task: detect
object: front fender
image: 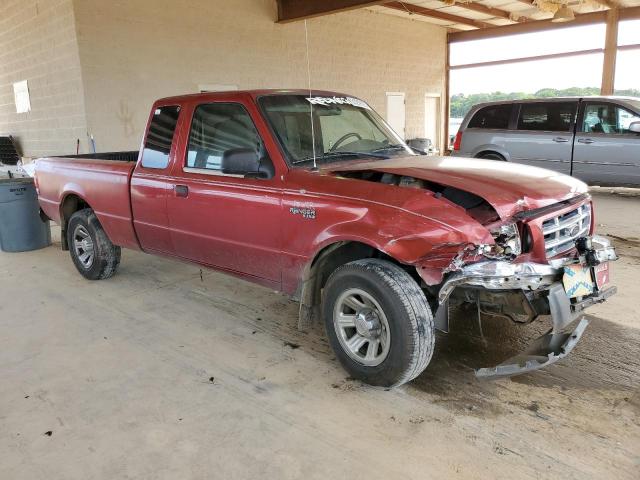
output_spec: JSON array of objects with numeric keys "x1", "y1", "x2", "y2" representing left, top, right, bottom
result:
[{"x1": 282, "y1": 195, "x2": 493, "y2": 295}]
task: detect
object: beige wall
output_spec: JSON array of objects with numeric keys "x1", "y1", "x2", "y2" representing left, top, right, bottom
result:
[
  {"x1": 0, "y1": 0, "x2": 87, "y2": 157},
  {"x1": 0, "y1": 0, "x2": 447, "y2": 156},
  {"x1": 73, "y1": 0, "x2": 447, "y2": 152}
]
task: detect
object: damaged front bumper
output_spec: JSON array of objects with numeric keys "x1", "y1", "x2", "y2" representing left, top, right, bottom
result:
[{"x1": 433, "y1": 236, "x2": 618, "y2": 379}]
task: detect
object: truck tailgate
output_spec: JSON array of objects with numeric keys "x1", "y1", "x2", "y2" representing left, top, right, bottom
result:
[{"x1": 36, "y1": 157, "x2": 140, "y2": 250}]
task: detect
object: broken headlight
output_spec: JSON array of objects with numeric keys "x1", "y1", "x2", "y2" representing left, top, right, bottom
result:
[{"x1": 480, "y1": 223, "x2": 522, "y2": 258}]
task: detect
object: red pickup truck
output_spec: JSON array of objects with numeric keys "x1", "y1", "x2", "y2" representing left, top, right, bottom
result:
[{"x1": 35, "y1": 90, "x2": 618, "y2": 387}]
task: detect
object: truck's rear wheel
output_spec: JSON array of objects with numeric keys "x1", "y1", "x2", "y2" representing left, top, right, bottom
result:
[
  {"x1": 67, "y1": 208, "x2": 121, "y2": 280},
  {"x1": 322, "y1": 259, "x2": 434, "y2": 387}
]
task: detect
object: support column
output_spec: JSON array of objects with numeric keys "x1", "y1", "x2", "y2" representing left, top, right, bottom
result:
[
  {"x1": 444, "y1": 41, "x2": 450, "y2": 152},
  {"x1": 601, "y1": 8, "x2": 619, "y2": 95}
]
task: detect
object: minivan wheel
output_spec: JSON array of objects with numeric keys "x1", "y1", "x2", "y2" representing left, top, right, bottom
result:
[
  {"x1": 477, "y1": 152, "x2": 505, "y2": 161},
  {"x1": 67, "y1": 208, "x2": 121, "y2": 280},
  {"x1": 322, "y1": 259, "x2": 435, "y2": 387}
]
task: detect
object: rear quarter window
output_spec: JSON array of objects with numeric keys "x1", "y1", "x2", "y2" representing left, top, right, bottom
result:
[
  {"x1": 468, "y1": 104, "x2": 512, "y2": 129},
  {"x1": 141, "y1": 105, "x2": 181, "y2": 169},
  {"x1": 517, "y1": 102, "x2": 576, "y2": 132}
]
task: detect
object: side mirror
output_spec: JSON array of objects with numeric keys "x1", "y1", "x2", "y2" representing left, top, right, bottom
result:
[
  {"x1": 221, "y1": 148, "x2": 261, "y2": 176},
  {"x1": 629, "y1": 121, "x2": 640, "y2": 134}
]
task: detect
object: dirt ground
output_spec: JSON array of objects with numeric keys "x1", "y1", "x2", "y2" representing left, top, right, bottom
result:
[{"x1": 1, "y1": 193, "x2": 638, "y2": 480}]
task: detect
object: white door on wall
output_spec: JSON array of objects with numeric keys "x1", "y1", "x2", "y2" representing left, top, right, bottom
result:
[
  {"x1": 386, "y1": 92, "x2": 406, "y2": 139},
  {"x1": 424, "y1": 95, "x2": 441, "y2": 151}
]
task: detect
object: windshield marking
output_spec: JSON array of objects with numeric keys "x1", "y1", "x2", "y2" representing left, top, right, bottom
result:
[{"x1": 306, "y1": 96, "x2": 371, "y2": 110}]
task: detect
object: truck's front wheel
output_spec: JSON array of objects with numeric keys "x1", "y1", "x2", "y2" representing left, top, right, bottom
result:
[
  {"x1": 322, "y1": 259, "x2": 435, "y2": 387},
  {"x1": 67, "y1": 208, "x2": 121, "y2": 280}
]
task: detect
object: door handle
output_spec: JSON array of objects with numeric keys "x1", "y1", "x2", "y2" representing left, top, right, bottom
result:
[
  {"x1": 577, "y1": 138, "x2": 595, "y2": 144},
  {"x1": 552, "y1": 137, "x2": 569, "y2": 143},
  {"x1": 175, "y1": 185, "x2": 189, "y2": 198}
]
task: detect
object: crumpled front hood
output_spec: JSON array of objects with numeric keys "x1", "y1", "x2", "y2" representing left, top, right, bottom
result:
[{"x1": 325, "y1": 156, "x2": 588, "y2": 219}]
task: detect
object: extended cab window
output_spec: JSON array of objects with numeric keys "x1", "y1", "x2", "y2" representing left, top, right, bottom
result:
[
  {"x1": 517, "y1": 102, "x2": 576, "y2": 132},
  {"x1": 468, "y1": 104, "x2": 511, "y2": 129},
  {"x1": 141, "y1": 106, "x2": 181, "y2": 169},
  {"x1": 582, "y1": 103, "x2": 640, "y2": 135},
  {"x1": 186, "y1": 103, "x2": 261, "y2": 171}
]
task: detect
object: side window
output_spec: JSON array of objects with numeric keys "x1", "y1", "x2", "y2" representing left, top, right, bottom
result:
[
  {"x1": 517, "y1": 102, "x2": 576, "y2": 132},
  {"x1": 582, "y1": 103, "x2": 640, "y2": 134},
  {"x1": 141, "y1": 106, "x2": 181, "y2": 169},
  {"x1": 186, "y1": 103, "x2": 260, "y2": 171},
  {"x1": 468, "y1": 104, "x2": 511, "y2": 129}
]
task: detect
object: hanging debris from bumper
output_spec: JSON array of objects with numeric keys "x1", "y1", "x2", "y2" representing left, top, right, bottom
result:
[{"x1": 475, "y1": 317, "x2": 590, "y2": 379}]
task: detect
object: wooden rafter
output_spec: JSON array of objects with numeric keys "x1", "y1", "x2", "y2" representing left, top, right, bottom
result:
[
  {"x1": 454, "y1": 2, "x2": 528, "y2": 22},
  {"x1": 384, "y1": 1, "x2": 494, "y2": 29},
  {"x1": 517, "y1": 0, "x2": 618, "y2": 11},
  {"x1": 450, "y1": 47, "x2": 604, "y2": 69},
  {"x1": 594, "y1": 0, "x2": 620, "y2": 8},
  {"x1": 276, "y1": 0, "x2": 389, "y2": 23},
  {"x1": 449, "y1": 6, "x2": 640, "y2": 42}
]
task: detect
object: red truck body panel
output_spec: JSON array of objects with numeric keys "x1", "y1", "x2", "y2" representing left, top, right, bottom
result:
[
  {"x1": 36, "y1": 158, "x2": 140, "y2": 250},
  {"x1": 35, "y1": 89, "x2": 590, "y2": 296},
  {"x1": 327, "y1": 156, "x2": 587, "y2": 219}
]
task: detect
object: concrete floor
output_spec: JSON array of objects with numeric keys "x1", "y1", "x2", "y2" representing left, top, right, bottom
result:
[{"x1": 1, "y1": 193, "x2": 638, "y2": 480}]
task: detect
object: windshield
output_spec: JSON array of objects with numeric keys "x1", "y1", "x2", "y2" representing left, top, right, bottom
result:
[
  {"x1": 627, "y1": 99, "x2": 640, "y2": 113},
  {"x1": 259, "y1": 94, "x2": 415, "y2": 167}
]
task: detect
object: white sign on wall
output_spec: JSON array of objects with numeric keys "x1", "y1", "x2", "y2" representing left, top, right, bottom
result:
[{"x1": 13, "y1": 80, "x2": 31, "y2": 113}]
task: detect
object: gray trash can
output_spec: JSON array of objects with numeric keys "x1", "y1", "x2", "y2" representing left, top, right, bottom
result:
[{"x1": 0, "y1": 177, "x2": 51, "y2": 252}]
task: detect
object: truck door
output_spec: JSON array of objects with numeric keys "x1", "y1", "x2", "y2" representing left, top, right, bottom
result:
[
  {"x1": 130, "y1": 104, "x2": 182, "y2": 254},
  {"x1": 166, "y1": 100, "x2": 282, "y2": 286},
  {"x1": 505, "y1": 101, "x2": 577, "y2": 175},
  {"x1": 572, "y1": 101, "x2": 640, "y2": 186}
]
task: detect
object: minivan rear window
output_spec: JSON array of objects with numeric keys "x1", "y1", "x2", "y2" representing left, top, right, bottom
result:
[
  {"x1": 517, "y1": 102, "x2": 576, "y2": 132},
  {"x1": 468, "y1": 105, "x2": 511, "y2": 129}
]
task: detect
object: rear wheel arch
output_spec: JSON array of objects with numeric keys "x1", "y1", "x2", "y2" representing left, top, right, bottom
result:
[
  {"x1": 475, "y1": 151, "x2": 506, "y2": 161},
  {"x1": 67, "y1": 208, "x2": 121, "y2": 280},
  {"x1": 60, "y1": 194, "x2": 92, "y2": 250}
]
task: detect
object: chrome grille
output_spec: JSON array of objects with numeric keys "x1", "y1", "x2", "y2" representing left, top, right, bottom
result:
[{"x1": 542, "y1": 203, "x2": 591, "y2": 257}]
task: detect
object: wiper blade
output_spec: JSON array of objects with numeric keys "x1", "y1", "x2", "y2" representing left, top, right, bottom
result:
[
  {"x1": 370, "y1": 144, "x2": 408, "y2": 153},
  {"x1": 292, "y1": 150, "x2": 389, "y2": 165}
]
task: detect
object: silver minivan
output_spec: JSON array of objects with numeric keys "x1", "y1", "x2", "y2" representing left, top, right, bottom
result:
[{"x1": 452, "y1": 97, "x2": 640, "y2": 186}]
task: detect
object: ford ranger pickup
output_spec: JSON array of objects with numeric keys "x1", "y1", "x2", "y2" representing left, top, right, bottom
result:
[{"x1": 35, "y1": 90, "x2": 618, "y2": 387}]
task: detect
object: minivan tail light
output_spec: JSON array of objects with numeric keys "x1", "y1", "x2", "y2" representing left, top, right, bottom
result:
[{"x1": 453, "y1": 131, "x2": 463, "y2": 151}]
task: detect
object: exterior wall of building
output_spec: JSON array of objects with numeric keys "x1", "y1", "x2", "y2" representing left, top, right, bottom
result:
[
  {"x1": 73, "y1": 0, "x2": 447, "y2": 152},
  {"x1": 0, "y1": 0, "x2": 446, "y2": 157},
  {"x1": 0, "y1": 0, "x2": 87, "y2": 157}
]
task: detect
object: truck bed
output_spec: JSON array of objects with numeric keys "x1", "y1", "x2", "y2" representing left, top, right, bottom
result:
[
  {"x1": 56, "y1": 151, "x2": 139, "y2": 162},
  {"x1": 36, "y1": 155, "x2": 140, "y2": 250}
]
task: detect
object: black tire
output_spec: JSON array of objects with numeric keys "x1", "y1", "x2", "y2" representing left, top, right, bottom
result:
[
  {"x1": 477, "y1": 152, "x2": 505, "y2": 161},
  {"x1": 67, "y1": 208, "x2": 121, "y2": 280},
  {"x1": 322, "y1": 259, "x2": 435, "y2": 387}
]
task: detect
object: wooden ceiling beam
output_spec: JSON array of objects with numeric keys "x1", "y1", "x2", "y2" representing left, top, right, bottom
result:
[
  {"x1": 594, "y1": 0, "x2": 620, "y2": 8},
  {"x1": 384, "y1": 1, "x2": 494, "y2": 29},
  {"x1": 449, "y1": 6, "x2": 640, "y2": 42},
  {"x1": 454, "y1": 2, "x2": 528, "y2": 22},
  {"x1": 276, "y1": 0, "x2": 389, "y2": 23}
]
